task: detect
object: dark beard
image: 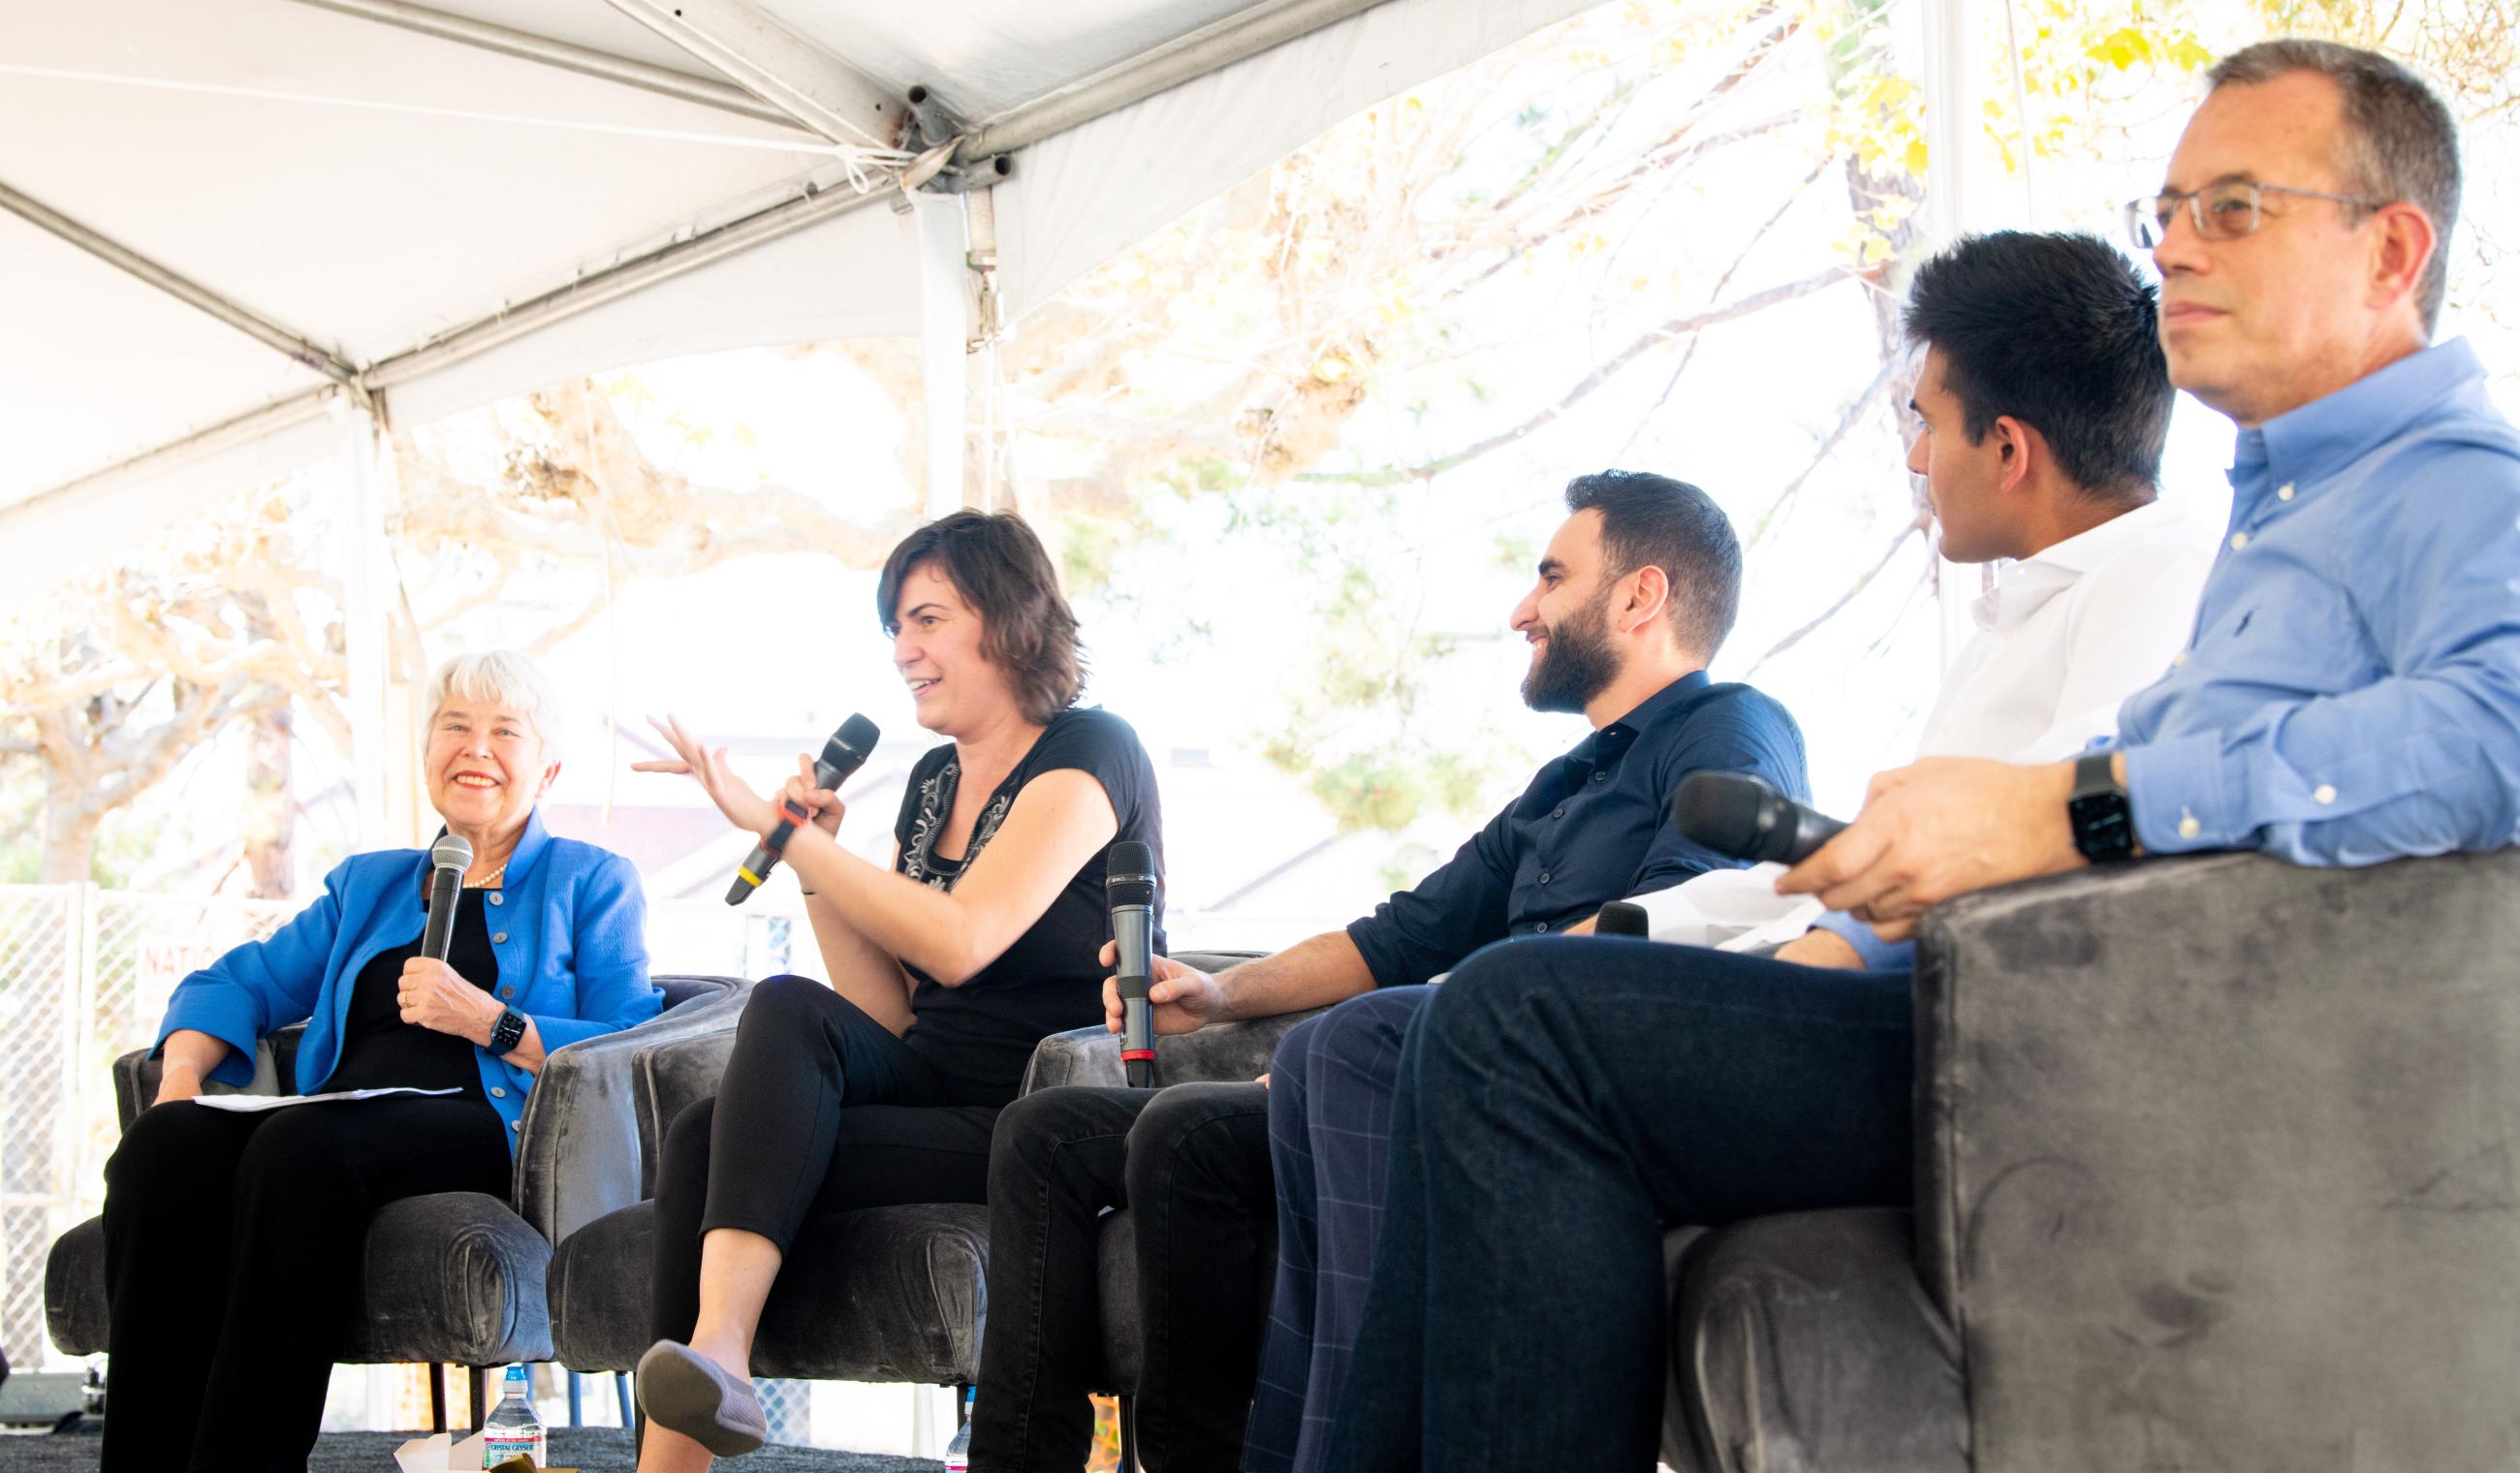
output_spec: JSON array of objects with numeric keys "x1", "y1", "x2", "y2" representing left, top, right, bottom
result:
[{"x1": 1520, "y1": 591, "x2": 1620, "y2": 713}]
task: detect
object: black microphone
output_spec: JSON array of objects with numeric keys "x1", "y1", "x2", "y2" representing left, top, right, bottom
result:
[
  {"x1": 1595, "y1": 899, "x2": 1650, "y2": 937},
  {"x1": 728, "y1": 714, "x2": 882, "y2": 906},
  {"x1": 1106, "y1": 840, "x2": 1158, "y2": 1089},
  {"x1": 1672, "y1": 772, "x2": 1848, "y2": 865},
  {"x1": 421, "y1": 832, "x2": 472, "y2": 961}
]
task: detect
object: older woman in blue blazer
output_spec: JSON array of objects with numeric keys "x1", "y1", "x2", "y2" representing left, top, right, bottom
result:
[{"x1": 98, "y1": 649, "x2": 660, "y2": 1473}]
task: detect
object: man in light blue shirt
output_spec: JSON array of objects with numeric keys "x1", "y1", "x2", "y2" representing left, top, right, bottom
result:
[{"x1": 1320, "y1": 39, "x2": 2520, "y2": 1473}]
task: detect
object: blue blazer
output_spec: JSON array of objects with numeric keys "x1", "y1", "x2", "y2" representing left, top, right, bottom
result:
[{"x1": 154, "y1": 809, "x2": 659, "y2": 1153}]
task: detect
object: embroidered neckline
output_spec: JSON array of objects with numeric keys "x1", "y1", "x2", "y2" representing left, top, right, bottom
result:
[{"x1": 901, "y1": 755, "x2": 1015, "y2": 890}]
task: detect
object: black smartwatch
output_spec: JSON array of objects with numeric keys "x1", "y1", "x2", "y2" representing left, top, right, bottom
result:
[
  {"x1": 2067, "y1": 750, "x2": 2138, "y2": 863},
  {"x1": 486, "y1": 1007, "x2": 529, "y2": 1057}
]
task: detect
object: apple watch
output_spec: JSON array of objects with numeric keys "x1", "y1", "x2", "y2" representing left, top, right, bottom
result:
[
  {"x1": 487, "y1": 1007, "x2": 529, "y2": 1056},
  {"x1": 2067, "y1": 750, "x2": 2138, "y2": 863}
]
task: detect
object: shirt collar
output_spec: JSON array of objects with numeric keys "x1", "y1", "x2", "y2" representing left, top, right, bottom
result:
[
  {"x1": 1575, "y1": 669, "x2": 1712, "y2": 764},
  {"x1": 1971, "y1": 499, "x2": 2185, "y2": 633},
  {"x1": 422, "y1": 807, "x2": 551, "y2": 888},
  {"x1": 2241, "y1": 338, "x2": 2486, "y2": 498}
]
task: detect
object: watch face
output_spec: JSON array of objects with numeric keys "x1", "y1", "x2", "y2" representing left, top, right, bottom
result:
[{"x1": 2070, "y1": 791, "x2": 2136, "y2": 862}]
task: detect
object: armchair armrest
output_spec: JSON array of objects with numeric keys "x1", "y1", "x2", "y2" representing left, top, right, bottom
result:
[
  {"x1": 1911, "y1": 847, "x2": 2520, "y2": 1470},
  {"x1": 113, "y1": 1033, "x2": 288, "y2": 1130},
  {"x1": 1017, "y1": 951, "x2": 1315, "y2": 1093},
  {"x1": 514, "y1": 976, "x2": 751, "y2": 1243}
]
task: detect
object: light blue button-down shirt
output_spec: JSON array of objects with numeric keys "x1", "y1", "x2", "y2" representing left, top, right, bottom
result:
[{"x1": 2118, "y1": 338, "x2": 2520, "y2": 862}]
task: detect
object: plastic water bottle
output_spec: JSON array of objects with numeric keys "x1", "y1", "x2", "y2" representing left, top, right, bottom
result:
[
  {"x1": 942, "y1": 1387, "x2": 974, "y2": 1472},
  {"x1": 480, "y1": 1364, "x2": 548, "y2": 1468}
]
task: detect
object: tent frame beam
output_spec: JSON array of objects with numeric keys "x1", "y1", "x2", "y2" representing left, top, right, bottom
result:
[
  {"x1": 0, "y1": 177, "x2": 358, "y2": 387},
  {"x1": 964, "y1": 0, "x2": 1392, "y2": 158},
  {"x1": 283, "y1": 0, "x2": 808, "y2": 131},
  {"x1": 599, "y1": 0, "x2": 907, "y2": 148}
]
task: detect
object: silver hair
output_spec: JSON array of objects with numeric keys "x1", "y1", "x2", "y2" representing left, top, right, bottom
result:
[
  {"x1": 422, "y1": 649, "x2": 564, "y2": 761},
  {"x1": 2208, "y1": 39, "x2": 2461, "y2": 331}
]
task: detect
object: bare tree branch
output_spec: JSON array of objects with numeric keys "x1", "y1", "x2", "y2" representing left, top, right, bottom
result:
[
  {"x1": 1746, "y1": 511, "x2": 1929, "y2": 675},
  {"x1": 1745, "y1": 357, "x2": 1902, "y2": 545},
  {"x1": 1299, "y1": 268, "x2": 1850, "y2": 486}
]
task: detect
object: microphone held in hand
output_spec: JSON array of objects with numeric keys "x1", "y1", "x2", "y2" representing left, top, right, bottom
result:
[
  {"x1": 727, "y1": 714, "x2": 882, "y2": 906},
  {"x1": 421, "y1": 833, "x2": 473, "y2": 962},
  {"x1": 1106, "y1": 840, "x2": 1159, "y2": 1089},
  {"x1": 1594, "y1": 900, "x2": 1650, "y2": 937},
  {"x1": 1672, "y1": 772, "x2": 1848, "y2": 865}
]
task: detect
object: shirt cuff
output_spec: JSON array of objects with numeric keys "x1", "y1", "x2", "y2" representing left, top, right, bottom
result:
[
  {"x1": 2123, "y1": 733, "x2": 2241, "y2": 854},
  {"x1": 1811, "y1": 911, "x2": 1915, "y2": 972}
]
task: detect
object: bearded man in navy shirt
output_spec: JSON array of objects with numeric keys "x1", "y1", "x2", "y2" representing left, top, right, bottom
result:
[
  {"x1": 1326, "y1": 40, "x2": 2520, "y2": 1473},
  {"x1": 964, "y1": 470, "x2": 1808, "y2": 1473}
]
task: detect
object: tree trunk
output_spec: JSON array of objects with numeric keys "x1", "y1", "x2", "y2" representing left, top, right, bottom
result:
[
  {"x1": 40, "y1": 787, "x2": 96, "y2": 884},
  {"x1": 244, "y1": 704, "x2": 294, "y2": 897}
]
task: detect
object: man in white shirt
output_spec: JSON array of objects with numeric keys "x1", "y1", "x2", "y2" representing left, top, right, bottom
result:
[
  {"x1": 1904, "y1": 232, "x2": 2215, "y2": 763},
  {"x1": 1767, "y1": 231, "x2": 2214, "y2": 970}
]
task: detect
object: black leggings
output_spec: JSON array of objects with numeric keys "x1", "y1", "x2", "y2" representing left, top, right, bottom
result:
[
  {"x1": 99, "y1": 1093, "x2": 512, "y2": 1473},
  {"x1": 649, "y1": 976, "x2": 1001, "y2": 1344}
]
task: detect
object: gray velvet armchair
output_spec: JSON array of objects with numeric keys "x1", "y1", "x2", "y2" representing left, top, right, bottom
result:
[
  {"x1": 44, "y1": 972, "x2": 749, "y2": 1428},
  {"x1": 545, "y1": 950, "x2": 1278, "y2": 1395},
  {"x1": 1663, "y1": 847, "x2": 2520, "y2": 1472}
]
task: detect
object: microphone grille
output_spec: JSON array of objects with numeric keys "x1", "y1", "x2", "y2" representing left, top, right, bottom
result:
[
  {"x1": 835, "y1": 713, "x2": 881, "y2": 755},
  {"x1": 430, "y1": 832, "x2": 475, "y2": 872},
  {"x1": 1671, "y1": 772, "x2": 1773, "y2": 856},
  {"x1": 1106, "y1": 840, "x2": 1156, "y2": 902}
]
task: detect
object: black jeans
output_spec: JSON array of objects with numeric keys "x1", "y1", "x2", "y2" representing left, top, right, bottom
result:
[
  {"x1": 649, "y1": 976, "x2": 1001, "y2": 1344},
  {"x1": 1323, "y1": 937, "x2": 1916, "y2": 1473},
  {"x1": 970, "y1": 1081, "x2": 1276, "y2": 1473},
  {"x1": 100, "y1": 1093, "x2": 512, "y2": 1473}
]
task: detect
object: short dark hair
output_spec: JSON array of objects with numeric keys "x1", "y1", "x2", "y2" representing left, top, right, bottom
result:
[
  {"x1": 876, "y1": 510, "x2": 1084, "y2": 725},
  {"x1": 2210, "y1": 39, "x2": 2461, "y2": 331},
  {"x1": 1902, "y1": 231, "x2": 2174, "y2": 501},
  {"x1": 1561, "y1": 471, "x2": 1742, "y2": 660}
]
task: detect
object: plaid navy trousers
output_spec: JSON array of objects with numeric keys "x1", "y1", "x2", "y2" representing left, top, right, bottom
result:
[{"x1": 1245, "y1": 985, "x2": 1435, "y2": 1473}]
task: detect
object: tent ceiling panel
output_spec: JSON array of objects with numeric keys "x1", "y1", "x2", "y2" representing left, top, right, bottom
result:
[
  {"x1": 363, "y1": 0, "x2": 764, "y2": 78},
  {"x1": 0, "y1": 209, "x2": 331, "y2": 507},
  {"x1": 0, "y1": 0, "x2": 1622, "y2": 601},
  {"x1": 383, "y1": 193, "x2": 925, "y2": 428},
  {"x1": 997, "y1": 0, "x2": 1601, "y2": 320},
  {"x1": 751, "y1": 0, "x2": 1263, "y2": 126},
  {"x1": 0, "y1": 0, "x2": 828, "y2": 363}
]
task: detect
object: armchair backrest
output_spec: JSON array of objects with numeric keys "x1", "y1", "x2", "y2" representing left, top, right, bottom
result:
[
  {"x1": 519, "y1": 974, "x2": 749, "y2": 1242},
  {"x1": 1913, "y1": 847, "x2": 2520, "y2": 1470}
]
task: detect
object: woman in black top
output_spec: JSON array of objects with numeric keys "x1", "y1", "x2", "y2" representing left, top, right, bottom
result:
[{"x1": 632, "y1": 510, "x2": 1164, "y2": 1467}]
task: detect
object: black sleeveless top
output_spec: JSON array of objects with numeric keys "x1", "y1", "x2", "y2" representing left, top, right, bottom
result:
[{"x1": 893, "y1": 707, "x2": 1165, "y2": 1106}]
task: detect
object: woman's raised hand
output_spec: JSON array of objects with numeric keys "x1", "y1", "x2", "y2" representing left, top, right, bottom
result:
[
  {"x1": 778, "y1": 753, "x2": 846, "y2": 837},
  {"x1": 633, "y1": 714, "x2": 778, "y2": 836}
]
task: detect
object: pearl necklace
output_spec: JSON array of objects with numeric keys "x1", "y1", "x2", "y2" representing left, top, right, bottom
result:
[{"x1": 466, "y1": 862, "x2": 509, "y2": 890}]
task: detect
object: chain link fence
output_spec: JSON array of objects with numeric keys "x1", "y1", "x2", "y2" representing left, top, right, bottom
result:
[{"x1": 0, "y1": 883, "x2": 804, "y2": 1375}]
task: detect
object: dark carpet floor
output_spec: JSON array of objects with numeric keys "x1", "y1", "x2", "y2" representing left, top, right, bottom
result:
[{"x1": 0, "y1": 1425, "x2": 941, "y2": 1471}]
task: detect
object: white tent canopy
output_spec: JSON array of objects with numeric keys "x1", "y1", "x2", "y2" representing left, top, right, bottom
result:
[{"x1": 0, "y1": 0, "x2": 1637, "y2": 594}]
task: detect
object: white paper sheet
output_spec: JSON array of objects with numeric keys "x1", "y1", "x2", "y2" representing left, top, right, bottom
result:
[
  {"x1": 191, "y1": 1086, "x2": 462, "y2": 1113},
  {"x1": 1629, "y1": 864, "x2": 1826, "y2": 953}
]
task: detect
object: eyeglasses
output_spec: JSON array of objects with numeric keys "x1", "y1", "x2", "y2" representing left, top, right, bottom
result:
[{"x1": 2124, "y1": 180, "x2": 2384, "y2": 249}]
